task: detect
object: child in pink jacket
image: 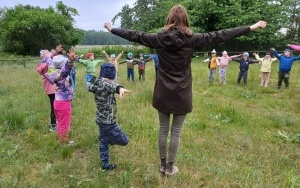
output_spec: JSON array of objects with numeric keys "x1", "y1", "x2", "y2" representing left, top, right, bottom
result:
[
  {"x1": 44, "y1": 49, "x2": 76, "y2": 145},
  {"x1": 36, "y1": 50, "x2": 57, "y2": 131},
  {"x1": 218, "y1": 51, "x2": 241, "y2": 85}
]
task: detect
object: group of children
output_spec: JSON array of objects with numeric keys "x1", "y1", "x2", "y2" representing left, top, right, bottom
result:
[
  {"x1": 36, "y1": 46, "x2": 156, "y2": 170},
  {"x1": 202, "y1": 46, "x2": 300, "y2": 88},
  {"x1": 36, "y1": 43, "x2": 300, "y2": 172}
]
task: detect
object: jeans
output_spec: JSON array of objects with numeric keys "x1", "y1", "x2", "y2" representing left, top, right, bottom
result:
[
  {"x1": 97, "y1": 122, "x2": 129, "y2": 167},
  {"x1": 127, "y1": 69, "x2": 134, "y2": 81}
]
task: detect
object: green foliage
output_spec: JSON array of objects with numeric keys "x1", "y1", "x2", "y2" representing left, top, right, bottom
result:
[
  {"x1": 242, "y1": 89, "x2": 257, "y2": 98},
  {"x1": 114, "y1": 0, "x2": 295, "y2": 51},
  {"x1": 0, "y1": 2, "x2": 83, "y2": 55}
]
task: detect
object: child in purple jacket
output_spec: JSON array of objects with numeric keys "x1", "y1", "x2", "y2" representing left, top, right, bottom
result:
[{"x1": 44, "y1": 49, "x2": 77, "y2": 145}]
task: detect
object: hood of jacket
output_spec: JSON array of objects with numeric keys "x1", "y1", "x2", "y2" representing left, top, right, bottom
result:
[{"x1": 157, "y1": 27, "x2": 191, "y2": 51}]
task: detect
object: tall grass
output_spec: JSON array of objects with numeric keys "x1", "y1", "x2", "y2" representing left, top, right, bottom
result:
[{"x1": 1, "y1": 56, "x2": 300, "y2": 187}]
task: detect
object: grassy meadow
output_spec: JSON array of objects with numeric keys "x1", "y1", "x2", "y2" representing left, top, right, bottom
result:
[{"x1": 1, "y1": 55, "x2": 300, "y2": 188}]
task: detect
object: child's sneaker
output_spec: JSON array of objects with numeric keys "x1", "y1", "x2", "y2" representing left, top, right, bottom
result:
[
  {"x1": 50, "y1": 124, "x2": 57, "y2": 132},
  {"x1": 165, "y1": 166, "x2": 179, "y2": 176},
  {"x1": 101, "y1": 164, "x2": 116, "y2": 171}
]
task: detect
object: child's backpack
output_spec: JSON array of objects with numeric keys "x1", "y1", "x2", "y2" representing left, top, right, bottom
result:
[{"x1": 138, "y1": 61, "x2": 145, "y2": 71}]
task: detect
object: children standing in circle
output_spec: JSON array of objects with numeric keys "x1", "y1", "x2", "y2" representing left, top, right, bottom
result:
[
  {"x1": 253, "y1": 52, "x2": 277, "y2": 87},
  {"x1": 202, "y1": 49, "x2": 219, "y2": 83},
  {"x1": 271, "y1": 48, "x2": 300, "y2": 89},
  {"x1": 119, "y1": 52, "x2": 135, "y2": 81},
  {"x1": 218, "y1": 51, "x2": 241, "y2": 85},
  {"x1": 78, "y1": 52, "x2": 102, "y2": 88},
  {"x1": 102, "y1": 50, "x2": 123, "y2": 83},
  {"x1": 104, "y1": 4, "x2": 266, "y2": 176},
  {"x1": 44, "y1": 49, "x2": 77, "y2": 145},
  {"x1": 232, "y1": 52, "x2": 259, "y2": 85},
  {"x1": 87, "y1": 63, "x2": 131, "y2": 170}
]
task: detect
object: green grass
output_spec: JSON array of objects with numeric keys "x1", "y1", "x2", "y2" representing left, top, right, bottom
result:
[{"x1": 1, "y1": 56, "x2": 300, "y2": 187}]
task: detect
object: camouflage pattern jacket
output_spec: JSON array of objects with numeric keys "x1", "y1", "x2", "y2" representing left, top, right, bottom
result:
[{"x1": 87, "y1": 76, "x2": 122, "y2": 124}]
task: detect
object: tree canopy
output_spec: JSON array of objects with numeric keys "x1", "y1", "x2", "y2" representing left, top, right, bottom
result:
[
  {"x1": 0, "y1": 1, "x2": 83, "y2": 55},
  {"x1": 112, "y1": 0, "x2": 299, "y2": 51}
]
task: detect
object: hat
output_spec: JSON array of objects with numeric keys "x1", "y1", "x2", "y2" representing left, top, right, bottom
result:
[
  {"x1": 53, "y1": 54, "x2": 67, "y2": 69},
  {"x1": 243, "y1": 52, "x2": 249, "y2": 58},
  {"x1": 100, "y1": 63, "x2": 116, "y2": 79},
  {"x1": 40, "y1": 50, "x2": 44, "y2": 57},
  {"x1": 110, "y1": 54, "x2": 116, "y2": 58},
  {"x1": 127, "y1": 52, "x2": 133, "y2": 56},
  {"x1": 211, "y1": 49, "x2": 216, "y2": 54},
  {"x1": 284, "y1": 49, "x2": 290, "y2": 53},
  {"x1": 222, "y1": 51, "x2": 227, "y2": 55},
  {"x1": 86, "y1": 53, "x2": 94, "y2": 59}
]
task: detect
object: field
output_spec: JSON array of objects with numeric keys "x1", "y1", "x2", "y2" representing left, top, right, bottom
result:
[{"x1": 1, "y1": 56, "x2": 300, "y2": 187}]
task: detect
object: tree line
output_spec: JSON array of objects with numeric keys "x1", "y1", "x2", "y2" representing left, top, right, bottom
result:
[
  {"x1": 0, "y1": 0, "x2": 299, "y2": 55},
  {"x1": 80, "y1": 30, "x2": 130, "y2": 45}
]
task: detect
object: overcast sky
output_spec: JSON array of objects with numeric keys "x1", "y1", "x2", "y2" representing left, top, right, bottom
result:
[{"x1": 0, "y1": 0, "x2": 136, "y2": 31}]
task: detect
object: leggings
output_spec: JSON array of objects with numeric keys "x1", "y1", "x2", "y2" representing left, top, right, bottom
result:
[
  {"x1": 54, "y1": 100, "x2": 72, "y2": 144},
  {"x1": 48, "y1": 94, "x2": 56, "y2": 125},
  {"x1": 158, "y1": 111, "x2": 186, "y2": 163}
]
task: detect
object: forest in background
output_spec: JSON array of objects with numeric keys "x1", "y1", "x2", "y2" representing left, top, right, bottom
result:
[{"x1": 0, "y1": 0, "x2": 299, "y2": 55}]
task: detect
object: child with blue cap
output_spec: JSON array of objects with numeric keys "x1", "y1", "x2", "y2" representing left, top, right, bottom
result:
[
  {"x1": 87, "y1": 63, "x2": 131, "y2": 170},
  {"x1": 232, "y1": 52, "x2": 259, "y2": 85}
]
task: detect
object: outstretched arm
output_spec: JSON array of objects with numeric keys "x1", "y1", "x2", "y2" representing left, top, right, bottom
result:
[
  {"x1": 202, "y1": 58, "x2": 210, "y2": 63},
  {"x1": 119, "y1": 60, "x2": 127, "y2": 64},
  {"x1": 102, "y1": 50, "x2": 110, "y2": 61},
  {"x1": 249, "y1": 59, "x2": 260, "y2": 64},
  {"x1": 115, "y1": 51, "x2": 124, "y2": 62},
  {"x1": 287, "y1": 44, "x2": 300, "y2": 52},
  {"x1": 253, "y1": 53, "x2": 263, "y2": 62},
  {"x1": 270, "y1": 48, "x2": 281, "y2": 60},
  {"x1": 117, "y1": 87, "x2": 131, "y2": 99},
  {"x1": 250, "y1": 21, "x2": 267, "y2": 31}
]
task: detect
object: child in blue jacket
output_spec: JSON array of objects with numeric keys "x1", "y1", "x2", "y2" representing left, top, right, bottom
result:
[
  {"x1": 232, "y1": 52, "x2": 259, "y2": 85},
  {"x1": 271, "y1": 48, "x2": 300, "y2": 89}
]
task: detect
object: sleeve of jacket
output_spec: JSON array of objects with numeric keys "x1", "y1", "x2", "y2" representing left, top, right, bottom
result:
[
  {"x1": 231, "y1": 57, "x2": 242, "y2": 63},
  {"x1": 292, "y1": 55, "x2": 300, "y2": 61},
  {"x1": 36, "y1": 63, "x2": 48, "y2": 75},
  {"x1": 254, "y1": 54, "x2": 263, "y2": 62},
  {"x1": 111, "y1": 28, "x2": 157, "y2": 48},
  {"x1": 192, "y1": 26, "x2": 250, "y2": 48},
  {"x1": 87, "y1": 77, "x2": 121, "y2": 94},
  {"x1": 289, "y1": 44, "x2": 300, "y2": 52},
  {"x1": 273, "y1": 50, "x2": 281, "y2": 60},
  {"x1": 249, "y1": 59, "x2": 260, "y2": 64}
]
